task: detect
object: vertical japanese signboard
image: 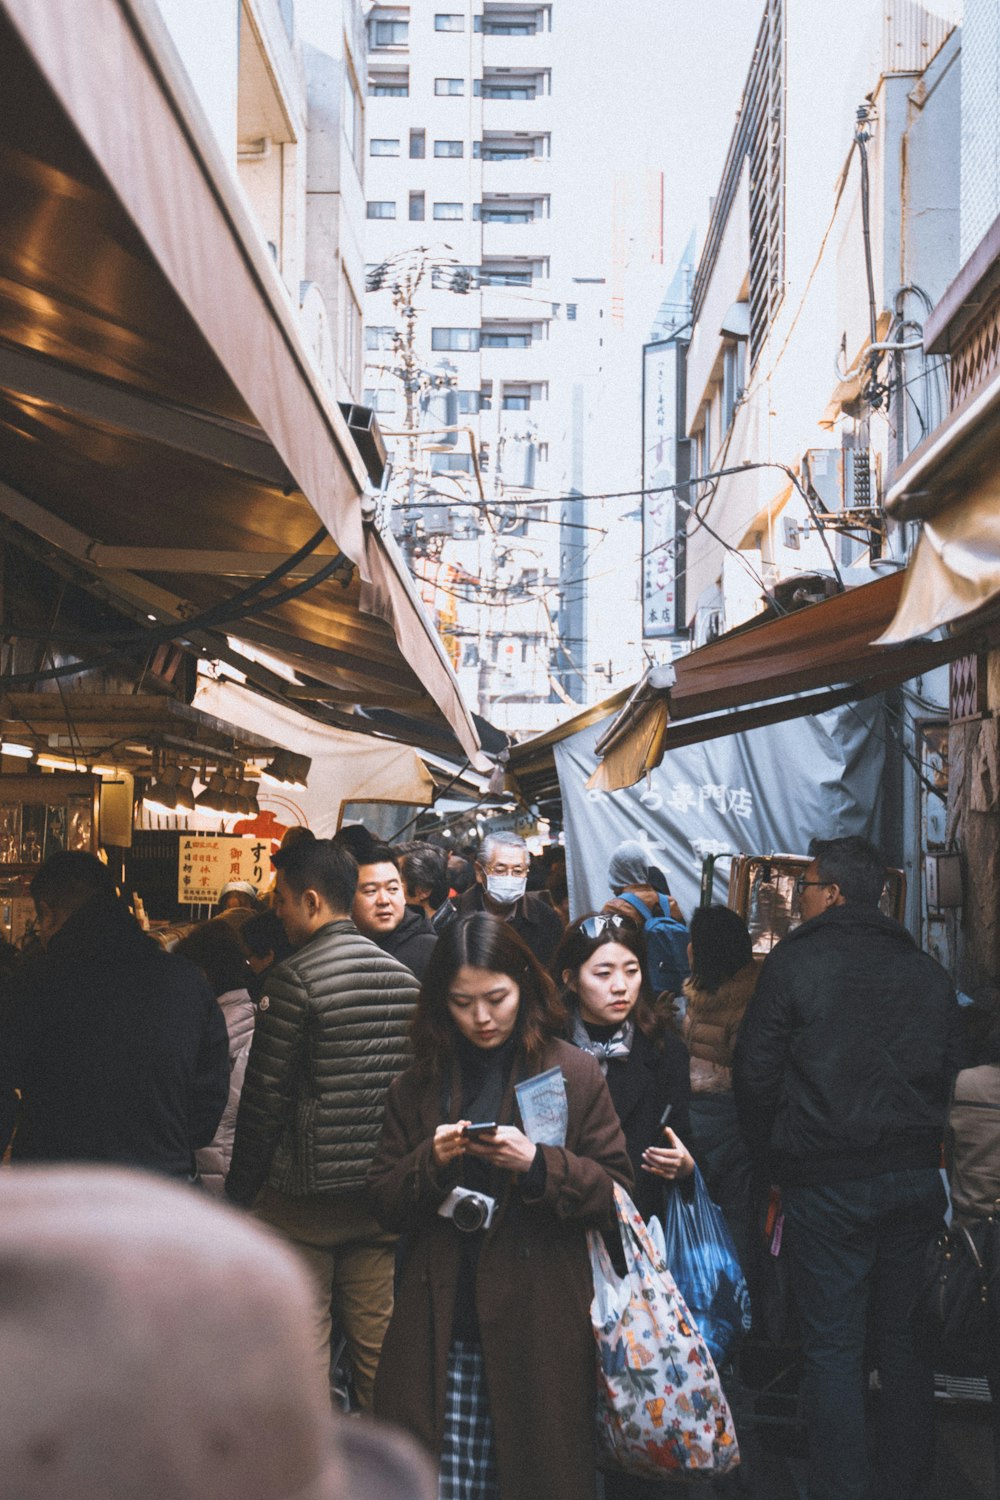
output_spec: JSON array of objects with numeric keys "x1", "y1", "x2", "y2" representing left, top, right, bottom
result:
[
  {"x1": 178, "y1": 835, "x2": 271, "y2": 905},
  {"x1": 642, "y1": 338, "x2": 685, "y2": 637}
]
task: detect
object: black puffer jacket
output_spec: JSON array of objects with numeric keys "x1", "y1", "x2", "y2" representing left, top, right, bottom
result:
[
  {"x1": 376, "y1": 906, "x2": 437, "y2": 981},
  {"x1": 733, "y1": 904, "x2": 964, "y2": 1185},
  {"x1": 226, "y1": 919, "x2": 419, "y2": 1204}
]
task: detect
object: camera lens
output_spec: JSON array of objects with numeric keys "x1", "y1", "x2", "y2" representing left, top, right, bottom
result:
[{"x1": 451, "y1": 1193, "x2": 487, "y2": 1233}]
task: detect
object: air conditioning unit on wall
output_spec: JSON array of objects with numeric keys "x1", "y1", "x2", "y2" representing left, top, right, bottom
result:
[{"x1": 801, "y1": 445, "x2": 878, "y2": 512}]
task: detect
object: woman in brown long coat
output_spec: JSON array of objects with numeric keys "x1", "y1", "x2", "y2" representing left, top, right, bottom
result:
[{"x1": 368, "y1": 912, "x2": 633, "y2": 1500}]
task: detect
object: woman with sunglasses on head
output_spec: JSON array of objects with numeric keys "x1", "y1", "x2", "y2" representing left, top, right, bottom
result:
[
  {"x1": 367, "y1": 911, "x2": 632, "y2": 1500},
  {"x1": 555, "y1": 912, "x2": 695, "y2": 1225},
  {"x1": 556, "y1": 913, "x2": 695, "y2": 1500}
]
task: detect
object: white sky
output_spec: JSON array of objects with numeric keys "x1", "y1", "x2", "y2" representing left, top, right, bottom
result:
[{"x1": 555, "y1": 0, "x2": 766, "y2": 279}]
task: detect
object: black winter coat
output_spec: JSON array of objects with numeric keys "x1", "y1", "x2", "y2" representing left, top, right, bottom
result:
[
  {"x1": 591, "y1": 1025, "x2": 691, "y2": 1221},
  {"x1": 733, "y1": 904, "x2": 965, "y2": 1185},
  {"x1": 0, "y1": 895, "x2": 228, "y2": 1174},
  {"x1": 376, "y1": 906, "x2": 438, "y2": 980}
]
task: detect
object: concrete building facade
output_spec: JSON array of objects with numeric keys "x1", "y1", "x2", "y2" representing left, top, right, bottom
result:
[
  {"x1": 659, "y1": 0, "x2": 963, "y2": 955},
  {"x1": 153, "y1": 0, "x2": 368, "y2": 403}
]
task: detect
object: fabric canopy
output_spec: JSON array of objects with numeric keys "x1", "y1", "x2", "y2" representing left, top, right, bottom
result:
[
  {"x1": 877, "y1": 473, "x2": 1000, "y2": 644},
  {"x1": 879, "y1": 359, "x2": 1000, "y2": 644},
  {"x1": 521, "y1": 574, "x2": 1000, "y2": 796},
  {"x1": 0, "y1": 0, "x2": 483, "y2": 767},
  {"x1": 193, "y1": 679, "x2": 436, "y2": 838}
]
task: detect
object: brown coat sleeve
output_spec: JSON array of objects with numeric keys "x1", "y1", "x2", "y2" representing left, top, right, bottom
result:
[
  {"x1": 367, "y1": 1071, "x2": 458, "y2": 1233},
  {"x1": 527, "y1": 1049, "x2": 634, "y2": 1228}
]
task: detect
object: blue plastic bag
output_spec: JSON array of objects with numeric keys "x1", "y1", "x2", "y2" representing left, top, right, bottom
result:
[{"x1": 657, "y1": 1166, "x2": 752, "y2": 1365}]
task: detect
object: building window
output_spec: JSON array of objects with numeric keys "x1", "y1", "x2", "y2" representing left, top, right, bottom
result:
[
  {"x1": 433, "y1": 202, "x2": 463, "y2": 220},
  {"x1": 692, "y1": 0, "x2": 785, "y2": 367},
  {"x1": 482, "y1": 331, "x2": 530, "y2": 347},
  {"x1": 365, "y1": 326, "x2": 396, "y2": 351},
  {"x1": 432, "y1": 328, "x2": 481, "y2": 352},
  {"x1": 409, "y1": 191, "x2": 425, "y2": 222},
  {"x1": 477, "y1": 18, "x2": 538, "y2": 35},
  {"x1": 372, "y1": 19, "x2": 409, "y2": 46},
  {"x1": 477, "y1": 82, "x2": 536, "y2": 99},
  {"x1": 479, "y1": 207, "x2": 532, "y2": 223},
  {"x1": 369, "y1": 70, "x2": 409, "y2": 96},
  {"x1": 502, "y1": 392, "x2": 530, "y2": 410},
  {"x1": 722, "y1": 339, "x2": 746, "y2": 431},
  {"x1": 363, "y1": 388, "x2": 398, "y2": 414},
  {"x1": 566, "y1": 303, "x2": 577, "y2": 320},
  {"x1": 457, "y1": 390, "x2": 482, "y2": 414},
  {"x1": 409, "y1": 129, "x2": 425, "y2": 159},
  {"x1": 432, "y1": 452, "x2": 474, "y2": 472},
  {"x1": 366, "y1": 200, "x2": 396, "y2": 219},
  {"x1": 370, "y1": 138, "x2": 400, "y2": 156},
  {"x1": 343, "y1": 66, "x2": 364, "y2": 170},
  {"x1": 435, "y1": 13, "x2": 464, "y2": 29},
  {"x1": 434, "y1": 139, "x2": 464, "y2": 158},
  {"x1": 435, "y1": 77, "x2": 465, "y2": 96},
  {"x1": 479, "y1": 144, "x2": 532, "y2": 160}
]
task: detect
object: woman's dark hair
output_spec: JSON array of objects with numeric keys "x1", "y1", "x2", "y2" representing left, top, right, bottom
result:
[
  {"x1": 688, "y1": 905, "x2": 753, "y2": 992},
  {"x1": 176, "y1": 919, "x2": 252, "y2": 998},
  {"x1": 552, "y1": 913, "x2": 662, "y2": 1040},
  {"x1": 241, "y1": 909, "x2": 294, "y2": 966},
  {"x1": 411, "y1": 912, "x2": 566, "y2": 1072}
]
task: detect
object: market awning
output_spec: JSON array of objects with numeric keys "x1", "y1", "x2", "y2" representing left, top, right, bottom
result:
[
  {"x1": 878, "y1": 362, "x2": 1000, "y2": 643},
  {"x1": 0, "y1": 0, "x2": 484, "y2": 767},
  {"x1": 579, "y1": 573, "x2": 1000, "y2": 792}
]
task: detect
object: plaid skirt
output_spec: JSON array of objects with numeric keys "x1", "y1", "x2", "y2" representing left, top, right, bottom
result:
[{"x1": 438, "y1": 1339, "x2": 501, "y2": 1500}]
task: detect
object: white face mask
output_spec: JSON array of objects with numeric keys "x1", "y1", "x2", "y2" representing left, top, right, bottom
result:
[{"x1": 485, "y1": 873, "x2": 527, "y2": 906}]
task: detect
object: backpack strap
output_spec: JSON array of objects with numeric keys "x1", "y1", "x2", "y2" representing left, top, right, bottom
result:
[{"x1": 617, "y1": 891, "x2": 655, "y2": 924}]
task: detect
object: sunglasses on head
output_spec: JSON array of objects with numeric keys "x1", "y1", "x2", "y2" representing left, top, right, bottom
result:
[{"x1": 578, "y1": 913, "x2": 634, "y2": 940}]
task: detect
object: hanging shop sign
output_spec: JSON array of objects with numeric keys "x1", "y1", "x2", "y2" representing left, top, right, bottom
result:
[
  {"x1": 641, "y1": 337, "x2": 688, "y2": 639},
  {"x1": 177, "y1": 835, "x2": 272, "y2": 904}
]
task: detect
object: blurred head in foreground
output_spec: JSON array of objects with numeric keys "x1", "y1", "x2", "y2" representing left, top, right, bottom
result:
[{"x1": 0, "y1": 1167, "x2": 434, "y2": 1500}]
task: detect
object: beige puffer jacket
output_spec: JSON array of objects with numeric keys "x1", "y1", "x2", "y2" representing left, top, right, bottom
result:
[
  {"x1": 946, "y1": 1063, "x2": 1000, "y2": 1223},
  {"x1": 226, "y1": 920, "x2": 419, "y2": 1204},
  {"x1": 196, "y1": 988, "x2": 256, "y2": 1195},
  {"x1": 680, "y1": 963, "x2": 758, "y2": 1094}
]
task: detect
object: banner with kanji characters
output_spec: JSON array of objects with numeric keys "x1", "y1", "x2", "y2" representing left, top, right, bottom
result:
[
  {"x1": 554, "y1": 700, "x2": 888, "y2": 923},
  {"x1": 178, "y1": 835, "x2": 272, "y2": 905}
]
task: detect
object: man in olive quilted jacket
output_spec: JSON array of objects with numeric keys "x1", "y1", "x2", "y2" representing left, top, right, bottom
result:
[{"x1": 226, "y1": 837, "x2": 419, "y2": 1409}]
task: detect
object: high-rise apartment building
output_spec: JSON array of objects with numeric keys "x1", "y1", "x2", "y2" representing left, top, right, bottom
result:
[{"x1": 363, "y1": 2, "x2": 574, "y2": 733}]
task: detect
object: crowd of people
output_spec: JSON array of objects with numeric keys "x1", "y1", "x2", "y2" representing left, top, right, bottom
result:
[{"x1": 0, "y1": 823, "x2": 995, "y2": 1500}]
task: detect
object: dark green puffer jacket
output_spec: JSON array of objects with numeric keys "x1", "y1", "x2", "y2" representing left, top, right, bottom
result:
[{"x1": 226, "y1": 919, "x2": 419, "y2": 1204}]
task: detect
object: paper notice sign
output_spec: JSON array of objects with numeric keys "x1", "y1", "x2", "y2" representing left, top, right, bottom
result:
[{"x1": 515, "y1": 1066, "x2": 568, "y2": 1147}]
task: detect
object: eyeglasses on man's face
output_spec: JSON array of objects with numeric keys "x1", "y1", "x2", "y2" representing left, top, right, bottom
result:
[{"x1": 794, "y1": 874, "x2": 833, "y2": 896}]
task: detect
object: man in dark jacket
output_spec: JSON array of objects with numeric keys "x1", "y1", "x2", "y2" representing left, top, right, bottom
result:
[
  {"x1": 734, "y1": 836, "x2": 964, "y2": 1500},
  {"x1": 352, "y1": 845, "x2": 437, "y2": 980},
  {"x1": 0, "y1": 851, "x2": 228, "y2": 1176},
  {"x1": 456, "y1": 833, "x2": 562, "y2": 968},
  {"x1": 226, "y1": 837, "x2": 419, "y2": 1410}
]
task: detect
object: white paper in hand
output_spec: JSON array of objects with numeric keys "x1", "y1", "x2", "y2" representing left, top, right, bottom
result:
[{"x1": 515, "y1": 1066, "x2": 568, "y2": 1146}]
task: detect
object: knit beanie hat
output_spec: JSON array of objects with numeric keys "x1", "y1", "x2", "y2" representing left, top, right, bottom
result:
[
  {"x1": 607, "y1": 840, "x2": 661, "y2": 893},
  {"x1": 0, "y1": 1167, "x2": 434, "y2": 1500}
]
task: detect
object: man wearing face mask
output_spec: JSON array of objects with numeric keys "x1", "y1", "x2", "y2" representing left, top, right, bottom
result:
[{"x1": 455, "y1": 833, "x2": 562, "y2": 968}]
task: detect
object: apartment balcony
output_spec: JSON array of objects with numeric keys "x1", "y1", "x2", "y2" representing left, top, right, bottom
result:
[
  {"x1": 479, "y1": 339, "x2": 551, "y2": 382},
  {"x1": 481, "y1": 218, "x2": 549, "y2": 259},
  {"x1": 481, "y1": 97, "x2": 551, "y2": 136},
  {"x1": 480, "y1": 283, "x2": 547, "y2": 321},
  {"x1": 480, "y1": 32, "x2": 553, "y2": 69},
  {"x1": 481, "y1": 156, "x2": 552, "y2": 196}
]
